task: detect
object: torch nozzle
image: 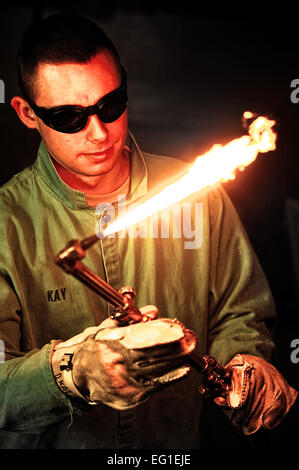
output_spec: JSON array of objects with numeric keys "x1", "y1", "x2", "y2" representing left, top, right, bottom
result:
[{"x1": 80, "y1": 234, "x2": 101, "y2": 250}]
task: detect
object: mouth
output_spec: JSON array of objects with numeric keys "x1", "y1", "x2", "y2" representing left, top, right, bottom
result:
[{"x1": 80, "y1": 146, "x2": 114, "y2": 161}]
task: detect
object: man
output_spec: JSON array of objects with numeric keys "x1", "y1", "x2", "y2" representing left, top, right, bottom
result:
[{"x1": 0, "y1": 13, "x2": 297, "y2": 449}]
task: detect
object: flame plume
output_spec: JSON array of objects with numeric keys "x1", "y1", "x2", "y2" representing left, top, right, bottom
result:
[{"x1": 104, "y1": 114, "x2": 276, "y2": 237}]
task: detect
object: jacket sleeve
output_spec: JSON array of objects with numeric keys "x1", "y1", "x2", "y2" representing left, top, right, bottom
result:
[
  {"x1": 0, "y1": 274, "x2": 87, "y2": 433},
  {"x1": 206, "y1": 185, "x2": 277, "y2": 366}
]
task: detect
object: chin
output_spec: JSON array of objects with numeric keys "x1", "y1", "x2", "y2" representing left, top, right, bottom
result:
[{"x1": 79, "y1": 161, "x2": 116, "y2": 177}]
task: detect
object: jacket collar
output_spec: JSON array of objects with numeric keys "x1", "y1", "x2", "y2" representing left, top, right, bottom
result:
[{"x1": 33, "y1": 130, "x2": 148, "y2": 210}]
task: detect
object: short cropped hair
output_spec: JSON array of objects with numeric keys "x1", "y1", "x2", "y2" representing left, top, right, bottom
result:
[{"x1": 17, "y1": 14, "x2": 122, "y2": 102}]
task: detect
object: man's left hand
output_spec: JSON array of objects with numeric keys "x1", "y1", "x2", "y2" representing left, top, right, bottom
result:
[{"x1": 205, "y1": 354, "x2": 298, "y2": 435}]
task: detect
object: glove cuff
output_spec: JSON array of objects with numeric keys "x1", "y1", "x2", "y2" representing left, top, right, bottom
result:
[
  {"x1": 51, "y1": 340, "x2": 97, "y2": 405},
  {"x1": 225, "y1": 354, "x2": 254, "y2": 408}
]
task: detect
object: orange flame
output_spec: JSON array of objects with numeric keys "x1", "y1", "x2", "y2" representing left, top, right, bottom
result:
[{"x1": 104, "y1": 115, "x2": 276, "y2": 237}]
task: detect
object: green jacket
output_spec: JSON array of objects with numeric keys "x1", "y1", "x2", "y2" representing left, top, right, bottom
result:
[{"x1": 0, "y1": 132, "x2": 276, "y2": 449}]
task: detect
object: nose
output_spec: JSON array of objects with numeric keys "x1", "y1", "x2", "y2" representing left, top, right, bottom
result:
[{"x1": 85, "y1": 114, "x2": 108, "y2": 142}]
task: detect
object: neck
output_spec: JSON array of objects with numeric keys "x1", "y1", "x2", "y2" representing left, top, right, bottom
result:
[{"x1": 51, "y1": 148, "x2": 130, "y2": 195}]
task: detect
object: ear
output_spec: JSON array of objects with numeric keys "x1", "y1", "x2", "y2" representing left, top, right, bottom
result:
[{"x1": 10, "y1": 96, "x2": 39, "y2": 130}]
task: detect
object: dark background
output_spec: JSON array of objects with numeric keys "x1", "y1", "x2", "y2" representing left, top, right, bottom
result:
[{"x1": 1, "y1": 1, "x2": 299, "y2": 448}]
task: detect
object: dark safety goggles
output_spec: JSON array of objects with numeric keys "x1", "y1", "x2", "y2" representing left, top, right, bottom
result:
[{"x1": 27, "y1": 67, "x2": 128, "y2": 134}]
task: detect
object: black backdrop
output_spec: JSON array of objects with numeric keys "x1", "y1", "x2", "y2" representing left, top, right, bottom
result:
[{"x1": 1, "y1": 2, "x2": 299, "y2": 448}]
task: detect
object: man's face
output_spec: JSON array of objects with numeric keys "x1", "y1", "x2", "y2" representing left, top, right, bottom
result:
[{"x1": 32, "y1": 51, "x2": 128, "y2": 178}]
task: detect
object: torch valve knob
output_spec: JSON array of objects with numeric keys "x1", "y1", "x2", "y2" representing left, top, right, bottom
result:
[{"x1": 118, "y1": 286, "x2": 136, "y2": 299}]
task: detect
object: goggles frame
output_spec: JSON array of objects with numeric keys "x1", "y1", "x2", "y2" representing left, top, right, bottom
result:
[{"x1": 27, "y1": 67, "x2": 128, "y2": 134}]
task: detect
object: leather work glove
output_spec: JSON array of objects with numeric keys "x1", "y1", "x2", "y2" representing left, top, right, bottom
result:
[
  {"x1": 207, "y1": 354, "x2": 298, "y2": 435},
  {"x1": 51, "y1": 306, "x2": 197, "y2": 410}
]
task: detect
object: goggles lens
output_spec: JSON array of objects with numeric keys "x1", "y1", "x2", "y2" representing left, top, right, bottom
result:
[{"x1": 28, "y1": 68, "x2": 128, "y2": 134}]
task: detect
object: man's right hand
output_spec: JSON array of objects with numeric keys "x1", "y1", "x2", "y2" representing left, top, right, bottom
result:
[{"x1": 51, "y1": 308, "x2": 197, "y2": 410}]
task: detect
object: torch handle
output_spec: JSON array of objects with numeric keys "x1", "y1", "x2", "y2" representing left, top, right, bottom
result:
[
  {"x1": 54, "y1": 240, "x2": 146, "y2": 323},
  {"x1": 70, "y1": 260, "x2": 126, "y2": 309}
]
